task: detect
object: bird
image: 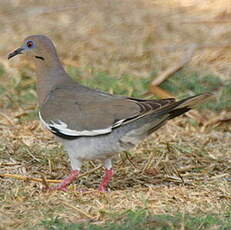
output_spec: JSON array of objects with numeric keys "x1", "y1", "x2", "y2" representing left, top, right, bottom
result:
[{"x1": 8, "y1": 35, "x2": 213, "y2": 192}]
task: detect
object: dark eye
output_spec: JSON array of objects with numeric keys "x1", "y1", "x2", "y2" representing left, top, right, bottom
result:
[{"x1": 27, "y1": 41, "x2": 33, "y2": 48}]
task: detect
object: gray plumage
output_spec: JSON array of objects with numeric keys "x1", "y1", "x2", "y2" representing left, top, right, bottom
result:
[{"x1": 8, "y1": 35, "x2": 213, "y2": 191}]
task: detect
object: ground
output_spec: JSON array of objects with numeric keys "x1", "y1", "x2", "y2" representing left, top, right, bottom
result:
[{"x1": 0, "y1": 1, "x2": 231, "y2": 229}]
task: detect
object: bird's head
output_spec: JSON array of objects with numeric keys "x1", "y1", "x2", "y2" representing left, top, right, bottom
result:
[{"x1": 8, "y1": 35, "x2": 58, "y2": 63}]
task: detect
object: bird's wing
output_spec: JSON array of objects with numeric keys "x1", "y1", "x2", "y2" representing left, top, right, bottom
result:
[{"x1": 39, "y1": 84, "x2": 175, "y2": 138}]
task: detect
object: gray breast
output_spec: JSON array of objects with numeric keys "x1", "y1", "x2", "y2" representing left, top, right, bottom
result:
[{"x1": 57, "y1": 113, "x2": 167, "y2": 161}]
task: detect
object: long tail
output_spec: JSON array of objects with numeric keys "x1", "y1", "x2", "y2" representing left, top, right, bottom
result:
[
  {"x1": 167, "y1": 92, "x2": 214, "y2": 120},
  {"x1": 143, "y1": 92, "x2": 214, "y2": 136}
]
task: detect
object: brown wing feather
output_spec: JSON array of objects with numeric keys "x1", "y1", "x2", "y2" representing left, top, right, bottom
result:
[{"x1": 40, "y1": 83, "x2": 176, "y2": 136}]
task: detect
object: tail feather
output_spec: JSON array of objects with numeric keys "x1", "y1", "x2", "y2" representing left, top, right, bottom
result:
[
  {"x1": 168, "y1": 107, "x2": 191, "y2": 120},
  {"x1": 174, "y1": 92, "x2": 214, "y2": 109},
  {"x1": 137, "y1": 92, "x2": 214, "y2": 137},
  {"x1": 167, "y1": 92, "x2": 214, "y2": 120}
]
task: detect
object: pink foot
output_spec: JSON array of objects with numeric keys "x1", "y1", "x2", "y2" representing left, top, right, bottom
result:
[
  {"x1": 46, "y1": 170, "x2": 79, "y2": 192},
  {"x1": 98, "y1": 169, "x2": 113, "y2": 192}
]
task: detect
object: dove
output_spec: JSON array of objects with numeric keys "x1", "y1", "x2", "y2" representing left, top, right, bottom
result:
[{"x1": 8, "y1": 35, "x2": 212, "y2": 191}]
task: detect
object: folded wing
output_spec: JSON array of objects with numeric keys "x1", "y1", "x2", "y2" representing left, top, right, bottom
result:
[{"x1": 40, "y1": 84, "x2": 175, "y2": 138}]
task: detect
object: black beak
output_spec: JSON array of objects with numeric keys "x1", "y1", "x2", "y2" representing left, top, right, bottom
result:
[{"x1": 8, "y1": 47, "x2": 24, "y2": 60}]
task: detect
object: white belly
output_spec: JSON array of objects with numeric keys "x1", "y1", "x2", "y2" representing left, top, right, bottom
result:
[{"x1": 57, "y1": 134, "x2": 125, "y2": 161}]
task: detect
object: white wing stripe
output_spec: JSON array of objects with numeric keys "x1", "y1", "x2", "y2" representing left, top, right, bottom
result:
[
  {"x1": 39, "y1": 112, "x2": 112, "y2": 136},
  {"x1": 113, "y1": 119, "x2": 125, "y2": 127}
]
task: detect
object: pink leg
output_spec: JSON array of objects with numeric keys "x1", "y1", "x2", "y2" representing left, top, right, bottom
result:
[
  {"x1": 98, "y1": 169, "x2": 114, "y2": 192},
  {"x1": 48, "y1": 170, "x2": 79, "y2": 192}
]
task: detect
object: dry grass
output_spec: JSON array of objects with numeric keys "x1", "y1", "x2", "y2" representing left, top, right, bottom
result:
[
  {"x1": 0, "y1": 112, "x2": 230, "y2": 229},
  {"x1": 0, "y1": 0, "x2": 231, "y2": 229},
  {"x1": 1, "y1": 0, "x2": 231, "y2": 78}
]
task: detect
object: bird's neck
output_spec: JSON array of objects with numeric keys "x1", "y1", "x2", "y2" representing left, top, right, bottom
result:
[{"x1": 34, "y1": 58, "x2": 72, "y2": 106}]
